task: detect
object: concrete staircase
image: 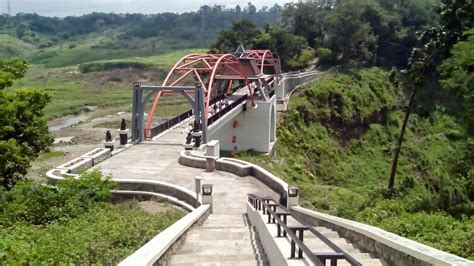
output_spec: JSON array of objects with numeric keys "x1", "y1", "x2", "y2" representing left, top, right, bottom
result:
[
  {"x1": 168, "y1": 172, "x2": 276, "y2": 266},
  {"x1": 168, "y1": 214, "x2": 268, "y2": 265}
]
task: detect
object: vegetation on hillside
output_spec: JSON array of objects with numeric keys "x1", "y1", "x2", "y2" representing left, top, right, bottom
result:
[
  {"x1": 283, "y1": 0, "x2": 439, "y2": 67},
  {"x1": 0, "y1": 171, "x2": 185, "y2": 264},
  {"x1": 0, "y1": 5, "x2": 282, "y2": 65},
  {"x1": 238, "y1": 68, "x2": 473, "y2": 258},
  {"x1": 231, "y1": 0, "x2": 474, "y2": 258}
]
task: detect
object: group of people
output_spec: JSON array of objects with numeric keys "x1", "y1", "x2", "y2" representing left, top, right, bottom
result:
[{"x1": 209, "y1": 95, "x2": 230, "y2": 116}]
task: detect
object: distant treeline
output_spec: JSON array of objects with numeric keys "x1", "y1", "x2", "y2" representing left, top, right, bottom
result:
[{"x1": 0, "y1": 3, "x2": 282, "y2": 48}]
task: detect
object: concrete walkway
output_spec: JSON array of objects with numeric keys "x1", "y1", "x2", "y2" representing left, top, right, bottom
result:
[
  {"x1": 94, "y1": 119, "x2": 279, "y2": 265},
  {"x1": 96, "y1": 121, "x2": 202, "y2": 190}
]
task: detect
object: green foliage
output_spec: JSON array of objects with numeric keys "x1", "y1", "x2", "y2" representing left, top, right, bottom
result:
[
  {"x1": 237, "y1": 69, "x2": 473, "y2": 258},
  {"x1": 0, "y1": 169, "x2": 185, "y2": 264},
  {"x1": 209, "y1": 20, "x2": 261, "y2": 53},
  {"x1": 0, "y1": 201, "x2": 185, "y2": 264},
  {"x1": 441, "y1": 29, "x2": 474, "y2": 133},
  {"x1": 210, "y1": 20, "x2": 311, "y2": 71},
  {"x1": 282, "y1": 0, "x2": 440, "y2": 67},
  {"x1": 0, "y1": 170, "x2": 115, "y2": 225},
  {"x1": 0, "y1": 6, "x2": 283, "y2": 67},
  {"x1": 326, "y1": 0, "x2": 378, "y2": 66},
  {"x1": 0, "y1": 58, "x2": 51, "y2": 188},
  {"x1": 0, "y1": 58, "x2": 28, "y2": 89}
]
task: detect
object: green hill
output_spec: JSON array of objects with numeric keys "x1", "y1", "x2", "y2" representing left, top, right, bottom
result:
[{"x1": 238, "y1": 68, "x2": 474, "y2": 259}]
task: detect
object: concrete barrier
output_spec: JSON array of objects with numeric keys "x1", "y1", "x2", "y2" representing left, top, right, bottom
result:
[
  {"x1": 119, "y1": 205, "x2": 211, "y2": 266},
  {"x1": 291, "y1": 206, "x2": 474, "y2": 266},
  {"x1": 57, "y1": 157, "x2": 93, "y2": 174},
  {"x1": 114, "y1": 179, "x2": 201, "y2": 209},
  {"x1": 81, "y1": 148, "x2": 111, "y2": 165},
  {"x1": 179, "y1": 151, "x2": 288, "y2": 195},
  {"x1": 110, "y1": 190, "x2": 195, "y2": 212}
]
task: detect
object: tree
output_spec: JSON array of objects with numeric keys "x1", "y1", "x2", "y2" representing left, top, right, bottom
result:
[
  {"x1": 325, "y1": 0, "x2": 377, "y2": 66},
  {"x1": 387, "y1": 0, "x2": 474, "y2": 191},
  {"x1": 282, "y1": 3, "x2": 326, "y2": 48},
  {"x1": 441, "y1": 29, "x2": 474, "y2": 133},
  {"x1": 0, "y1": 58, "x2": 51, "y2": 189},
  {"x1": 254, "y1": 26, "x2": 310, "y2": 70},
  {"x1": 246, "y1": 2, "x2": 257, "y2": 15},
  {"x1": 209, "y1": 20, "x2": 261, "y2": 53}
]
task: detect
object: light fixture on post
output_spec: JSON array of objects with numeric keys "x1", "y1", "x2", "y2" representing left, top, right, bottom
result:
[
  {"x1": 202, "y1": 184, "x2": 214, "y2": 213},
  {"x1": 287, "y1": 185, "x2": 299, "y2": 208},
  {"x1": 202, "y1": 184, "x2": 213, "y2": 195},
  {"x1": 288, "y1": 186, "x2": 299, "y2": 197}
]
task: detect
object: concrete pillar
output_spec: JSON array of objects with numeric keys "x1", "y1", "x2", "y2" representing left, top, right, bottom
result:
[
  {"x1": 206, "y1": 140, "x2": 220, "y2": 157},
  {"x1": 287, "y1": 186, "x2": 299, "y2": 209},
  {"x1": 206, "y1": 157, "x2": 216, "y2": 172},
  {"x1": 194, "y1": 176, "x2": 202, "y2": 198},
  {"x1": 104, "y1": 141, "x2": 115, "y2": 151},
  {"x1": 119, "y1": 129, "x2": 129, "y2": 146},
  {"x1": 202, "y1": 184, "x2": 213, "y2": 213}
]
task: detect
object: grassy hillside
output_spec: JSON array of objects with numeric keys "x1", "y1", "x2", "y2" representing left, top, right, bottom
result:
[
  {"x1": 237, "y1": 68, "x2": 473, "y2": 259},
  {"x1": 9, "y1": 49, "x2": 206, "y2": 119}
]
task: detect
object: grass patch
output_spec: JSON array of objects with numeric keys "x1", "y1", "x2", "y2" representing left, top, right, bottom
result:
[
  {"x1": 0, "y1": 34, "x2": 36, "y2": 58},
  {"x1": 35, "y1": 151, "x2": 66, "y2": 162}
]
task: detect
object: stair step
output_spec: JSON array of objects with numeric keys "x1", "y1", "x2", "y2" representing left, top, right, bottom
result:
[
  {"x1": 185, "y1": 232, "x2": 254, "y2": 240},
  {"x1": 332, "y1": 258, "x2": 386, "y2": 266},
  {"x1": 193, "y1": 227, "x2": 251, "y2": 233},
  {"x1": 168, "y1": 254, "x2": 263, "y2": 263},
  {"x1": 206, "y1": 214, "x2": 246, "y2": 220},
  {"x1": 168, "y1": 260, "x2": 269, "y2": 266},
  {"x1": 179, "y1": 240, "x2": 259, "y2": 250},
  {"x1": 203, "y1": 220, "x2": 245, "y2": 225},
  {"x1": 182, "y1": 239, "x2": 259, "y2": 247},
  {"x1": 176, "y1": 246, "x2": 258, "y2": 255}
]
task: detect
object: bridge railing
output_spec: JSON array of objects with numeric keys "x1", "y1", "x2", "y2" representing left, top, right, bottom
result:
[
  {"x1": 208, "y1": 94, "x2": 248, "y2": 126},
  {"x1": 146, "y1": 94, "x2": 230, "y2": 139},
  {"x1": 248, "y1": 194, "x2": 361, "y2": 266}
]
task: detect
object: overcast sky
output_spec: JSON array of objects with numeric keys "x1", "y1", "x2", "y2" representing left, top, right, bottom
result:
[{"x1": 2, "y1": 0, "x2": 295, "y2": 17}]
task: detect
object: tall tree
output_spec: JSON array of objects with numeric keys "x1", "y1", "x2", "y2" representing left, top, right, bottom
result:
[
  {"x1": 0, "y1": 58, "x2": 51, "y2": 189},
  {"x1": 387, "y1": 0, "x2": 474, "y2": 191}
]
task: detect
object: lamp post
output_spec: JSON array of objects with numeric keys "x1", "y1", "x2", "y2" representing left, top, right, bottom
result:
[
  {"x1": 287, "y1": 185, "x2": 299, "y2": 208},
  {"x1": 202, "y1": 184, "x2": 213, "y2": 213}
]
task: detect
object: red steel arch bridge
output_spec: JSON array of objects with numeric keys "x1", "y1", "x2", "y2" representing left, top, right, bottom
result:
[{"x1": 131, "y1": 46, "x2": 282, "y2": 145}]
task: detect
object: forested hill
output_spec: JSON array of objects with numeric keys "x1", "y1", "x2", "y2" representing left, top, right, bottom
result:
[{"x1": 0, "y1": 3, "x2": 282, "y2": 65}]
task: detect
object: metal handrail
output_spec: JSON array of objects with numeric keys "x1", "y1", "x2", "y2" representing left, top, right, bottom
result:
[
  {"x1": 247, "y1": 194, "x2": 361, "y2": 266},
  {"x1": 307, "y1": 226, "x2": 362, "y2": 266},
  {"x1": 248, "y1": 194, "x2": 324, "y2": 265},
  {"x1": 208, "y1": 94, "x2": 248, "y2": 126}
]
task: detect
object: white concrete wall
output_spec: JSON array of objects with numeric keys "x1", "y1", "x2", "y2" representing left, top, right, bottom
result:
[{"x1": 208, "y1": 96, "x2": 277, "y2": 153}]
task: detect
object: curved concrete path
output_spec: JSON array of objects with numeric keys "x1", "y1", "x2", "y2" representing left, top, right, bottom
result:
[{"x1": 94, "y1": 120, "x2": 278, "y2": 265}]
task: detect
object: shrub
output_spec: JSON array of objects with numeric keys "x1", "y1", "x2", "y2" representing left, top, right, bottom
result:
[{"x1": 0, "y1": 170, "x2": 115, "y2": 225}]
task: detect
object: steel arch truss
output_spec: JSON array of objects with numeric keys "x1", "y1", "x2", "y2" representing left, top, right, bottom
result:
[{"x1": 144, "y1": 48, "x2": 282, "y2": 134}]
